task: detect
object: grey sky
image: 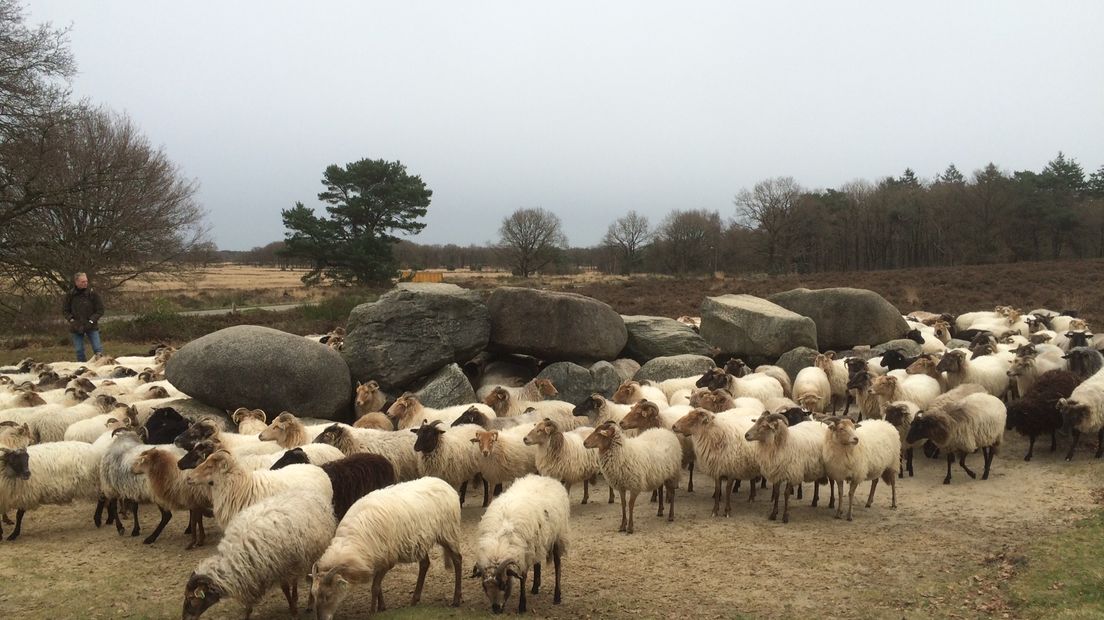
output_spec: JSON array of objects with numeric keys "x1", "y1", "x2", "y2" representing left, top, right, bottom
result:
[{"x1": 30, "y1": 1, "x2": 1104, "y2": 250}]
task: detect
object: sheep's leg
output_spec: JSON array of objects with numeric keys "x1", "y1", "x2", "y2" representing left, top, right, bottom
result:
[
  {"x1": 760, "y1": 477, "x2": 767, "y2": 489},
  {"x1": 748, "y1": 478, "x2": 757, "y2": 502},
  {"x1": 93, "y1": 496, "x2": 106, "y2": 528},
  {"x1": 618, "y1": 489, "x2": 628, "y2": 532},
  {"x1": 448, "y1": 546, "x2": 463, "y2": 607},
  {"x1": 1065, "y1": 430, "x2": 1081, "y2": 461},
  {"x1": 1050, "y1": 430, "x2": 1058, "y2": 453},
  {"x1": 129, "y1": 501, "x2": 141, "y2": 537},
  {"x1": 107, "y1": 499, "x2": 121, "y2": 534},
  {"x1": 1, "y1": 512, "x2": 9, "y2": 526},
  {"x1": 768, "y1": 483, "x2": 780, "y2": 521},
  {"x1": 1095, "y1": 428, "x2": 1104, "y2": 458},
  {"x1": 143, "y1": 506, "x2": 173, "y2": 545},
  {"x1": 280, "y1": 581, "x2": 297, "y2": 617},
  {"x1": 626, "y1": 491, "x2": 639, "y2": 533},
  {"x1": 687, "y1": 461, "x2": 694, "y2": 493},
  {"x1": 809, "y1": 482, "x2": 819, "y2": 507},
  {"x1": 531, "y1": 562, "x2": 541, "y2": 594},
  {"x1": 827, "y1": 479, "x2": 835, "y2": 509},
  {"x1": 5, "y1": 509, "x2": 24, "y2": 541},
  {"x1": 796, "y1": 484, "x2": 803, "y2": 501},
  {"x1": 723, "y1": 477, "x2": 733, "y2": 517},
  {"x1": 580, "y1": 479, "x2": 589, "y2": 505},
  {"x1": 982, "y1": 447, "x2": 994, "y2": 480},
  {"x1": 866, "y1": 478, "x2": 879, "y2": 508},
  {"x1": 412, "y1": 556, "x2": 430, "y2": 604},
  {"x1": 458, "y1": 480, "x2": 468, "y2": 506},
  {"x1": 650, "y1": 488, "x2": 658, "y2": 503},
  {"x1": 958, "y1": 452, "x2": 976, "y2": 479},
  {"x1": 666, "y1": 479, "x2": 676, "y2": 522},
  {"x1": 552, "y1": 542, "x2": 563, "y2": 604},
  {"x1": 782, "y1": 483, "x2": 792, "y2": 524},
  {"x1": 834, "y1": 481, "x2": 844, "y2": 519},
  {"x1": 370, "y1": 568, "x2": 388, "y2": 612},
  {"x1": 518, "y1": 568, "x2": 528, "y2": 613},
  {"x1": 886, "y1": 470, "x2": 897, "y2": 509},
  {"x1": 943, "y1": 453, "x2": 954, "y2": 484},
  {"x1": 733, "y1": 479, "x2": 741, "y2": 494},
  {"x1": 906, "y1": 447, "x2": 914, "y2": 477},
  {"x1": 843, "y1": 393, "x2": 852, "y2": 417},
  {"x1": 195, "y1": 514, "x2": 206, "y2": 548},
  {"x1": 847, "y1": 479, "x2": 858, "y2": 521},
  {"x1": 656, "y1": 485, "x2": 665, "y2": 517},
  {"x1": 1025, "y1": 436, "x2": 1035, "y2": 461},
  {"x1": 711, "y1": 478, "x2": 721, "y2": 516},
  {"x1": 608, "y1": 484, "x2": 615, "y2": 504},
  {"x1": 481, "y1": 478, "x2": 492, "y2": 508}
]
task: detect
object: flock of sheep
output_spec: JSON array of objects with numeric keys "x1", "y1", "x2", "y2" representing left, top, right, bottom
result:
[{"x1": 1, "y1": 303, "x2": 1103, "y2": 618}]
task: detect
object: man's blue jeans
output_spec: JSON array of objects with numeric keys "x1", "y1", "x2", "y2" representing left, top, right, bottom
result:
[{"x1": 72, "y1": 330, "x2": 103, "y2": 362}]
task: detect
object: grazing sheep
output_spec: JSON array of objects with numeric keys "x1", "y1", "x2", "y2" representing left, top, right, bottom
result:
[
  {"x1": 672, "y1": 408, "x2": 761, "y2": 516},
  {"x1": 523, "y1": 418, "x2": 604, "y2": 505},
  {"x1": 411, "y1": 421, "x2": 484, "y2": 504},
  {"x1": 1056, "y1": 370, "x2": 1104, "y2": 461},
  {"x1": 906, "y1": 393, "x2": 1006, "y2": 483},
  {"x1": 583, "y1": 421, "x2": 681, "y2": 533},
  {"x1": 821, "y1": 418, "x2": 900, "y2": 521},
  {"x1": 131, "y1": 447, "x2": 212, "y2": 549},
  {"x1": 471, "y1": 426, "x2": 539, "y2": 506},
  {"x1": 793, "y1": 366, "x2": 832, "y2": 413},
  {"x1": 310, "y1": 477, "x2": 463, "y2": 619},
  {"x1": 354, "y1": 380, "x2": 387, "y2": 418},
  {"x1": 743, "y1": 415, "x2": 829, "y2": 523},
  {"x1": 312, "y1": 423, "x2": 420, "y2": 481},
  {"x1": 474, "y1": 474, "x2": 570, "y2": 614},
  {"x1": 270, "y1": 451, "x2": 396, "y2": 520},
  {"x1": 620, "y1": 400, "x2": 696, "y2": 492},
  {"x1": 184, "y1": 448, "x2": 332, "y2": 527},
  {"x1": 386, "y1": 393, "x2": 497, "y2": 430},
  {"x1": 1007, "y1": 370, "x2": 1079, "y2": 461},
  {"x1": 258, "y1": 411, "x2": 330, "y2": 448},
  {"x1": 0, "y1": 441, "x2": 103, "y2": 540},
  {"x1": 868, "y1": 373, "x2": 942, "y2": 410},
  {"x1": 936, "y1": 349, "x2": 1010, "y2": 398},
  {"x1": 231, "y1": 408, "x2": 268, "y2": 435},
  {"x1": 181, "y1": 488, "x2": 336, "y2": 620}
]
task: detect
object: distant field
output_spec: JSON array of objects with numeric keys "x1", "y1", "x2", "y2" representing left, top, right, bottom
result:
[{"x1": 118, "y1": 265, "x2": 310, "y2": 292}]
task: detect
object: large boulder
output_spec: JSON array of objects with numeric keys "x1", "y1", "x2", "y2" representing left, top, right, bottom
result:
[
  {"x1": 487, "y1": 288, "x2": 627, "y2": 361},
  {"x1": 166, "y1": 325, "x2": 353, "y2": 421},
  {"x1": 621, "y1": 315, "x2": 714, "y2": 362},
  {"x1": 162, "y1": 398, "x2": 234, "y2": 431},
  {"x1": 700, "y1": 294, "x2": 818, "y2": 360},
  {"x1": 413, "y1": 364, "x2": 477, "y2": 409},
  {"x1": 536, "y1": 361, "x2": 623, "y2": 406},
  {"x1": 343, "y1": 285, "x2": 490, "y2": 390},
  {"x1": 768, "y1": 287, "x2": 909, "y2": 350},
  {"x1": 774, "y1": 346, "x2": 820, "y2": 386},
  {"x1": 634, "y1": 354, "x2": 715, "y2": 383}
]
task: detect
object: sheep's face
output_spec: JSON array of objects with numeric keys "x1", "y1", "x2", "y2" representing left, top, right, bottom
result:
[
  {"x1": 93, "y1": 393, "x2": 118, "y2": 412},
  {"x1": 936, "y1": 351, "x2": 965, "y2": 373},
  {"x1": 796, "y1": 393, "x2": 822, "y2": 412},
  {"x1": 231, "y1": 407, "x2": 266, "y2": 429},
  {"x1": 572, "y1": 394, "x2": 604, "y2": 418},
  {"x1": 354, "y1": 381, "x2": 379, "y2": 407},
  {"x1": 697, "y1": 391, "x2": 730, "y2": 413},
  {"x1": 173, "y1": 420, "x2": 219, "y2": 450},
  {"x1": 1028, "y1": 332, "x2": 1052, "y2": 345},
  {"x1": 826, "y1": 418, "x2": 860, "y2": 446},
  {"x1": 777, "y1": 407, "x2": 811, "y2": 426},
  {"x1": 970, "y1": 343, "x2": 996, "y2": 359},
  {"x1": 1007, "y1": 357, "x2": 1032, "y2": 378},
  {"x1": 933, "y1": 322, "x2": 951, "y2": 343},
  {"x1": 475, "y1": 561, "x2": 519, "y2": 613},
  {"x1": 182, "y1": 573, "x2": 222, "y2": 620},
  {"x1": 534, "y1": 378, "x2": 558, "y2": 398},
  {"x1": 744, "y1": 413, "x2": 786, "y2": 442},
  {"x1": 68, "y1": 376, "x2": 96, "y2": 393},
  {"x1": 386, "y1": 394, "x2": 417, "y2": 421},
  {"x1": 672, "y1": 409, "x2": 711, "y2": 436},
  {"x1": 144, "y1": 385, "x2": 170, "y2": 399},
  {"x1": 472, "y1": 431, "x2": 499, "y2": 456},
  {"x1": 620, "y1": 400, "x2": 660, "y2": 430},
  {"x1": 412, "y1": 421, "x2": 445, "y2": 453},
  {"x1": 611, "y1": 382, "x2": 638, "y2": 405},
  {"x1": 523, "y1": 419, "x2": 556, "y2": 446},
  {"x1": 131, "y1": 448, "x2": 157, "y2": 475},
  {"x1": 879, "y1": 351, "x2": 905, "y2": 369},
  {"x1": 0, "y1": 448, "x2": 30, "y2": 480},
  {"x1": 583, "y1": 421, "x2": 618, "y2": 450},
  {"x1": 354, "y1": 412, "x2": 393, "y2": 431},
  {"x1": 0, "y1": 423, "x2": 33, "y2": 450},
  {"x1": 110, "y1": 366, "x2": 137, "y2": 378},
  {"x1": 695, "y1": 368, "x2": 727, "y2": 390},
  {"x1": 905, "y1": 414, "x2": 947, "y2": 445},
  {"x1": 14, "y1": 391, "x2": 46, "y2": 407},
  {"x1": 270, "y1": 447, "x2": 309, "y2": 470},
  {"x1": 883, "y1": 405, "x2": 912, "y2": 429},
  {"x1": 724, "y1": 358, "x2": 749, "y2": 377},
  {"x1": 0, "y1": 375, "x2": 10, "y2": 387},
  {"x1": 314, "y1": 424, "x2": 346, "y2": 449},
  {"x1": 814, "y1": 354, "x2": 834, "y2": 374},
  {"x1": 868, "y1": 375, "x2": 896, "y2": 398},
  {"x1": 185, "y1": 450, "x2": 232, "y2": 486},
  {"x1": 484, "y1": 387, "x2": 511, "y2": 407},
  {"x1": 310, "y1": 566, "x2": 351, "y2": 620},
  {"x1": 177, "y1": 440, "x2": 220, "y2": 471},
  {"x1": 905, "y1": 357, "x2": 935, "y2": 377}
]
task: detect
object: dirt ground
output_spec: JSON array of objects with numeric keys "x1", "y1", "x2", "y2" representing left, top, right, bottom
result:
[{"x1": 0, "y1": 433, "x2": 1100, "y2": 620}]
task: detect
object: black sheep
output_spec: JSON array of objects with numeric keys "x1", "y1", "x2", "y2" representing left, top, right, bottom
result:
[
  {"x1": 144, "y1": 407, "x2": 190, "y2": 445},
  {"x1": 879, "y1": 349, "x2": 922, "y2": 371},
  {"x1": 1006, "y1": 370, "x2": 1079, "y2": 461},
  {"x1": 270, "y1": 449, "x2": 396, "y2": 520}
]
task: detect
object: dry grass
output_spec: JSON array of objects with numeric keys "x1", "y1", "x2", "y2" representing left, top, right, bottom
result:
[{"x1": 118, "y1": 265, "x2": 311, "y2": 292}]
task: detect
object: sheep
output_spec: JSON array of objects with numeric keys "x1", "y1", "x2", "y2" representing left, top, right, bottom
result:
[
  {"x1": 880, "y1": 349, "x2": 924, "y2": 372},
  {"x1": 814, "y1": 353, "x2": 849, "y2": 412},
  {"x1": 231, "y1": 408, "x2": 268, "y2": 435},
  {"x1": 1006, "y1": 370, "x2": 1079, "y2": 461},
  {"x1": 1064, "y1": 347, "x2": 1104, "y2": 381},
  {"x1": 1056, "y1": 371, "x2": 1104, "y2": 461},
  {"x1": 0, "y1": 441, "x2": 103, "y2": 540},
  {"x1": 906, "y1": 392, "x2": 1006, "y2": 483},
  {"x1": 0, "y1": 389, "x2": 47, "y2": 411},
  {"x1": 620, "y1": 400, "x2": 696, "y2": 492},
  {"x1": 17, "y1": 394, "x2": 120, "y2": 443},
  {"x1": 474, "y1": 474, "x2": 569, "y2": 614},
  {"x1": 694, "y1": 389, "x2": 766, "y2": 414},
  {"x1": 183, "y1": 448, "x2": 332, "y2": 527},
  {"x1": 63, "y1": 403, "x2": 136, "y2": 443},
  {"x1": 174, "y1": 418, "x2": 284, "y2": 457},
  {"x1": 312, "y1": 423, "x2": 420, "y2": 481},
  {"x1": 181, "y1": 488, "x2": 336, "y2": 620},
  {"x1": 792, "y1": 366, "x2": 832, "y2": 413},
  {"x1": 143, "y1": 407, "x2": 191, "y2": 445},
  {"x1": 270, "y1": 451, "x2": 397, "y2": 520},
  {"x1": 386, "y1": 393, "x2": 497, "y2": 430},
  {"x1": 484, "y1": 384, "x2": 574, "y2": 419},
  {"x1": 695, "y1": 368, "x2": 785, "y2": 403},
  {"x1": 672, "y1": 408, "x2": 761, "y2": 516},
  {"x1": 754, "y1": 365, "x2": 793, "y2": 398},
  {"x1": 410, "y1": 420, "x2": 484, "y2": 504},
  {"x1": 868, "y1": 372, "x2": 942, "y2": 410},
  {"x1": 573, "y1": 393, "x2": 632, "y2": 427},
  {"x1": 176, "y1": 438, "x2": 285, "y2": 472},
  {"x1": 1006, "y1": 352, "x2": 1067, "y2": 399},
  {"x1": 258, "y1": 411, "x2": 330, "y2": 448},
  {"x1": 821, "y1": 418, "x2": 900, "y2": 521},
  {"x1": 353, "y1": 412, "x2": 393, "y2": 430},
  {"x1": 131, "y1": 447, "x2": 212, "y2": 549},
  {"x1": 483, "y1": 378, "x2": 559, "y2": 410},
  {"x1": 845, "y1": 356, "x2": 885, "y2": 380},
  {"x1": 0, "y1": 422, "x2": 34, "y2": 450},
  {"x1": 310, "y1": 477, "x2": 463, "y2": 619},
  {"x1": 882, "y1": 401, "x2": 921, "y2": 478},
  {"x1": 471, "y1": 426, "x2": 539, "y2": 506},
  {"x1": 743, "y1": 414, "x2": 830, "y2": 523},
  {"x1": 583, "y1": 421, "x2": 681, "y2": 533},
  {"x1": 115, "y1": 384, "x2": 172, "y2": 405},
  {"x1": 99, "y1": 428, "x2": 179, "y2": 543},
  {"x1": 354, "y1": 380, "x2": 387, "y2": 418},
  {"x1": 523, "y1": 418, "x2": 604, "y2": 505},
  {"x1": 936, "y1": 349, "x2": 1010, "y2": 398},
  {"x1": 453, "y1": 403, "x2": 582, "y2": 432},
  {"x1": 611, "y1": 380, "x2": 669, "y2": 407}
]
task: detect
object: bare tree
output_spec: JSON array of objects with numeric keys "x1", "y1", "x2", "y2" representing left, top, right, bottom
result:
[
  {"x1": 497, "y1": 207, "x2": 567, "y2": 277},
  {"x1": 651, "y1": 209, "x2": 722, "y2": 275},
  {"x1": 733, "y1": 176, "x2": 802, "y2": 273},
  {"x1": 603, "y1": 210, "x2": 651, "y2": 274}
]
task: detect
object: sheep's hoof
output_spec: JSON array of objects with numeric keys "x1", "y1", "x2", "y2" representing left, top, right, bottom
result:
[
  {"x1": 625, "y1": 527, "x2": 634, "y2": 534},
  {"x1": 834, "y1": 512, "x2": 842, "y2": 520},
  {"x1": 846, "y1": 515, "x2": 853, "y2": 522},
  {"x1": 781, "y1": 514, "x2": 789, "y2": 524},
  {"x1": 965, "y1": 471, "x2": 977, "y2": 479},
  {"x1": 942, "y1": 478, "x2": 951, "y2": 485},
  {"x1": 6, "y1": 532, "x2": 19, "y2": 541},
  {"x1": 1023, "y1": 455, "x2": 1032, "y2": 461},
  {"x1": 618, "y1": 524, "x2": 626, "y2": 533},
  {"x1": 768, "y1": 513, "x2": 776, "y2": 521}
]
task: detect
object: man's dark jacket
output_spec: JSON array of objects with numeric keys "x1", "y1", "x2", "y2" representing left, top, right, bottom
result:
[{"x1": 62, "y1": 287, "x2": 105, "y2": 333}]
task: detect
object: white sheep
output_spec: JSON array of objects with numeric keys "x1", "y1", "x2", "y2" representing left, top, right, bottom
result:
[
  {"x1": 174, "y1": 418, "x2": 284, "y2": 457},
  {"x1": 672, "y1": 408, "x2": 761, "y2": 516},
  {"x1": 936, "y1": 349, "x2": 1010, "y2": 398},
  {"x1": 793, "y1": 366, "x2": 832, "y2": 413},
  {"x1": 474, "y1": 474, "x2": 570, "y2": 614},
  {"x1": 611, "y1": 380, "x2": 670, "y2": 407},
  {"x1": 814, "y1": 353, "x2": 849, "y2": 412},
  {"x1": 743, "y1": 415, "x2": 830, "y2": 523},
  {"x1": 821, "y1": 417, "x2": 900, "y2": 521},
  {"x1": 63, "y1": 405, "x2": 134, "y2": 443},
  {"x1": 697, "y1": 368, "x2": 785, "y2": 403},
  {"x1": 471, "y1": 425, "x2": 538, "y2": 506},
  {"x1": 10, "y1": 395, "x2": 119, "y2": 443},
  {"x1": 310, "y1": 477, "x2": 463, "y2": 619},
  {"x1": 312, "y1": 423, "x2": 419, "y2": 481},
  {"x1": 0, "y1": 441, "x2": 103, "y2": 540},
  {"x1": 583, "y1": 421, "x2": 682, "y2": 533},
  {"x1": 483, "y1": 384, "x2": 574, "y2": 419},
  {"x1": 573, "y1": 393, "x2": 632, "y2": 428},
  {"x1": 182, "y1": 488, "x2": 336, "y2": 620},
  {"x1": 231, "y1": 408, "x2": 269, "y2": 435},
  {"x1": 258, "y1": 411, "x2": 332, "y2": 448},
  {"x1": 619, "y1": 401, "x2": 697, "y2": 492},
  {"x1": 1056, "y1": 368, "x2": 1104, "y2": 461},
  {"x1": 183, "y1": 448, "x2": 332, "y2": 527},
  {"x1": 906, "y1": 392, "x2": 1006, "y2": 483},
  {"x1": 386, "y1": 393, "x2": 497, "y2": 430},
  {"x1": 754, "y1": 365, "x2": 793, "y2": 398},
  {"x1": 99, "y1": 429, "x2": 180, "y2": 543},
  {"x1": 868, "y1": 372, "x2": 942, "y2": 410},
  {"x1": 1007, "y1": 352, "x2": 1066, "y2": 397},
  {"x1": 411, "y1": 421, "x2": 483, "y2": 504},
  {"x1": 523, "y1": 418, "x2": 604, "y2": 505}
]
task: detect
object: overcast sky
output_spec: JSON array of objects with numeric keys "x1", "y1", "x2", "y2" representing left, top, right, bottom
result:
[{"x1": 29, "y1": 1, "x2": 1104, "y2": 250}]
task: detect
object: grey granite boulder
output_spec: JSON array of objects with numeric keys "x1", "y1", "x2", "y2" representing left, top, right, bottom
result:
[
  {"x1": 774, "y1": 347, "x2": 820, "y2": 386},
  {"x1": 700, "y1": 294, "x2": 818, "y2": 359},
  {"x1": 536, "y1": 361, "x2": 623, "y2": 406},
  {"x1": 634, "y1": 354, "x2": 715, "y2": 383},
  {"x1": 768, "y1": 287, "x2": 909, "y2": 350},
  {"x1": 413, "y1": 364, "x2": 477, "y2": 409},
  {"x1": 621, "y1": 315, "x2": 713, "y2": 362},
  {"x1": 487, "y1": 287, "x2": 627, "y2": 361}
]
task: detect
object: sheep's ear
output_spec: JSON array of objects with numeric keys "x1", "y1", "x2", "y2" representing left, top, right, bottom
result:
[
  {"x1": 854, "y1": 422, "x2": 863, "y2": 428},
  {"x1": 490, "y1": 431, "x2": 499, "y2": 440},
  {"x1": 505, "y1": 563, "x2": 522, "y2": 580},
  {"x1": 470, "y1": 437, "x2": 480, "y2": 443},
  {"x1": 409, "y1": 428, "x2": 419, "y2": 434}
]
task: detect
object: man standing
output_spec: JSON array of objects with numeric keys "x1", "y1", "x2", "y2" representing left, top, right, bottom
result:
[{"x1": 62, "y1": 272, "x2": 105, "y2": 362}]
